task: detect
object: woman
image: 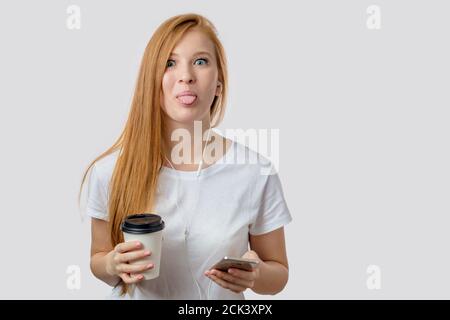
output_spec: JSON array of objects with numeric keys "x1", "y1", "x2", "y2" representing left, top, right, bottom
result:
[{"x1": 80, "y1": 13, "x2": 292, "y2": 299}]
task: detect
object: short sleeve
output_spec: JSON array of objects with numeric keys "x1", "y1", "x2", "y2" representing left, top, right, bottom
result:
[
  {"x1": 249, "y1": 171, "x2": 292, "y2": 236},
  {"x1": 85, "y1": 164, "x2": 110, "y2": 221}
]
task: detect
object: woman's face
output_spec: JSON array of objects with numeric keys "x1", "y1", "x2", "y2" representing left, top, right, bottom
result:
[{"x1": 161, "y1": 29, "x2": 221, "y2": 125}]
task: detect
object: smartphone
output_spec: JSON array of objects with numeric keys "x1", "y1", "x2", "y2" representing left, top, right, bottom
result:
[{"x1": 211, "y1": 256, "x2": 259, "y2": 272}]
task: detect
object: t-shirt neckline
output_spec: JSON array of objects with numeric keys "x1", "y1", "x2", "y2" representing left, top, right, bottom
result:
[{"x1": 160, "y1": 140, "x2": 236, "y2": 180}]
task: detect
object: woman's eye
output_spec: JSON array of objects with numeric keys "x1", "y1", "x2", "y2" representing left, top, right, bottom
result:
[
  {"x1": 166, "y1": 60, "x2": 175, "y2": 68},
  {"x1": 166, "y1": 58, "x2": 208, "y2": 68},
  {"x1": 194, "y1": 58, "x2": 208, "y2": 65}
]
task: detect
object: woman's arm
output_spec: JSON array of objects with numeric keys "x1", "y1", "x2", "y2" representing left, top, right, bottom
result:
[
  {"x1": 249, "y1": 227, "x2": 289, "y2": 295},
  {"x1": 90, "y1": 218, "x2": 121, "y2": 287}
]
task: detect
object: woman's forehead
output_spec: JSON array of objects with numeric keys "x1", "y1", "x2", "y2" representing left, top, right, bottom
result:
[{"x1": 170, "y1": 29, "x2": 216, "y2": 57}]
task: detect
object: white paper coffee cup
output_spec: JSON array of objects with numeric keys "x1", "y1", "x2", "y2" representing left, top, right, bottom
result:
[{"x1": 121, "y1": 213, "x2": 165, "y2": 280}]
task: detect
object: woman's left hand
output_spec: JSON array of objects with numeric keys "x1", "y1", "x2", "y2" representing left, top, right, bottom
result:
[{"x1": 204, "y1": 250, "x2": 261, "y2": 294}]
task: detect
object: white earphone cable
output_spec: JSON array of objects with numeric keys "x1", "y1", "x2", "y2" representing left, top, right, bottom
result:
[{"x1": 163, "y1": 122, "x2": 215, "y2": 299}]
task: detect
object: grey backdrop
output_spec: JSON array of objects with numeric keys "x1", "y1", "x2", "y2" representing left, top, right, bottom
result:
[{"x1": 0, "y1": 0, "x2": 448, "y2": 299}]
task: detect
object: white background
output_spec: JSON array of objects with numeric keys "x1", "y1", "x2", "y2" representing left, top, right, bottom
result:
[{"x1": 0, "y1": 0, "x2": 449, "y2": 299}]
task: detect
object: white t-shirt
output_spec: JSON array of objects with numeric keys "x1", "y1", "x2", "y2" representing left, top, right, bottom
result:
[{"x1": 86, "y1": 140, "x2": 292, "y2": 300}]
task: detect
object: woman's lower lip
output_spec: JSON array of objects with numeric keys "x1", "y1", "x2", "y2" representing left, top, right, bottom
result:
[{"x1": 176, "y1": 95, "x2": 197, "y2": 106}]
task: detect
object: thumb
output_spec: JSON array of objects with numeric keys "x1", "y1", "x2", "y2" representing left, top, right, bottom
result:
[{"x1": 242, "y1": 250, "x2": 260, "y2": 261}]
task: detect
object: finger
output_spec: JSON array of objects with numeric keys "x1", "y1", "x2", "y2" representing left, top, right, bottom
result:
[
  {"x1": 211, "y1": 269, "x2": 254, "y2": 289},
  {"x1": 115, "y1": 241, "x2": 142, "y2": 253},
  {"x1": 208, "y1": 274, "x2": 247, "y2": 294},
  {"x1": 228, "y1": 268, "x2": 257, "y2": 281},
  {"x1": 119, "y1": 272, "x2": 144, "y2": 284},
  {"x1": 117, "y1": 262, "x2": 154, "y2": 274},
  {"x1": 118, "y1": 250, "x2": 151, "y2": 263}
]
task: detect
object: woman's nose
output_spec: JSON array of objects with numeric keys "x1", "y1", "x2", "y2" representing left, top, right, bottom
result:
[{"x1": 178, "y1": 66, "x2": 196, "y2": 84}]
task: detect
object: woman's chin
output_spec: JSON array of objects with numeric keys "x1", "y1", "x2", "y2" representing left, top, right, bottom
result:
[{"x1": 166, "y1": 107, "x2": 209, "y2": 124}]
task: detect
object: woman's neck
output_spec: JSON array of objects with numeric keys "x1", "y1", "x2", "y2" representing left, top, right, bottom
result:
[{"x1": 162, "y1": 119, "x2": 213, "y2": 170}]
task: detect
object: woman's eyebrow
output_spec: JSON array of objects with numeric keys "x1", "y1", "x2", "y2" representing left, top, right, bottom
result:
[{"x1": 170, "y1": 51, "x2": 213, "y2": 58}]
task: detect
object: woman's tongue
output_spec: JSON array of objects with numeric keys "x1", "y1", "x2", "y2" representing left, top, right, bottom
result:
[{"x1": 177, "y1": 95, "x2": 197, "y2": 105}]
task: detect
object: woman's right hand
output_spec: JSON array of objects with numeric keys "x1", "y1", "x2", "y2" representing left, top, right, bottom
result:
[{"x1": 106, "y1": 241, "x2": 154, "y2": 284}]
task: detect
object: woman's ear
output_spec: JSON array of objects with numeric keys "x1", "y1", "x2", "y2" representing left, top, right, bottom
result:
[{"x1": 215, "y1": 81, "x2": 222, "y2": 96}]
